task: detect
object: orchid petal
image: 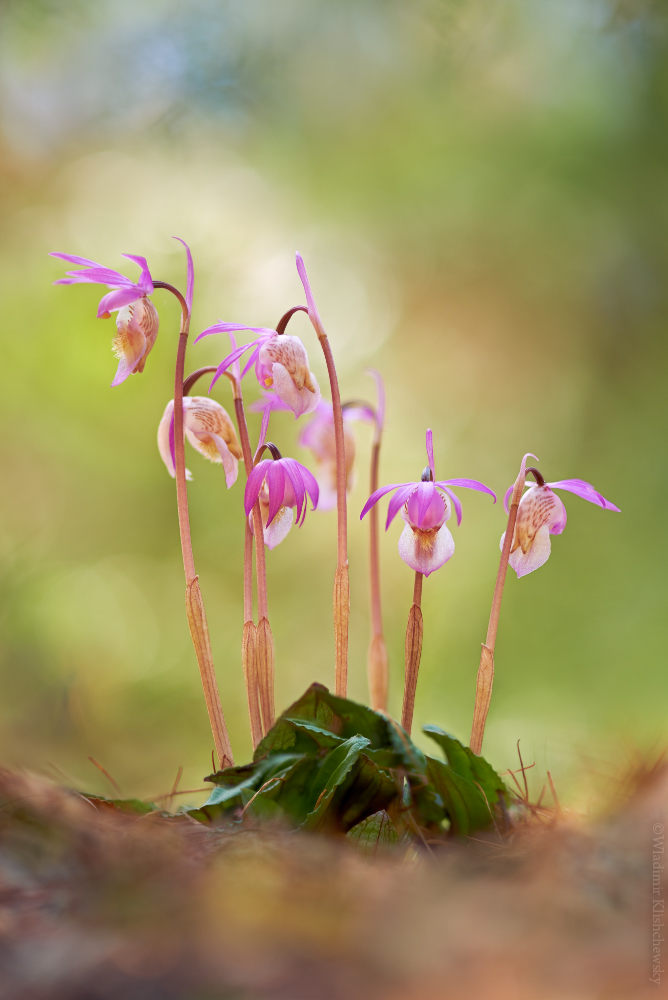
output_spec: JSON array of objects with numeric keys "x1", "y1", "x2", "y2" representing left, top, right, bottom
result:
[
  {"x1": 440, "y1": 486, "x2": 462, "y2": 527},
  {"x1": 244, "y1": 459, "x2": 272, "y2": 516},
  {"x1": 227, "y1": 332, "x2": 241, "y2": 382},
  {"x1": 172, "y1": 238, "x2": 193, "y2": 313},
  {"x1": 265, "y1": 461, "x2": 287, "y2": 526},
  {"x1": 426, "y1": 429, "x2": 435, "y2": 479},
  {"x1": 50, "y1": 252, "x2": 107, "y2": 269},
  {"x1": 281, "y1": 459, "x2": 306, "y2": 524},
  {"x1": 416, "y1": 481, "x2": 436, "y2": 526},
  {"x1": 503, "y1": 485, "x2": 514, "y2": 515},
  {"x1": 285, "y1": 458, "x2": 319, "y2": 514},
  {"x1": 97, "y1": 285, "x2": 143, "y2": 317},
  {"x1": 360, "y1": 482, "x2": 409, "y2": 521},
  {"x1": 437, "y1": 478, "x2": 497, "y2": 502},
  {"x1": 62, "y1": 267, "x2": 134, "y2": 286},
  {"x1": 386, "y1": 483, "x2": 418, "y2": 529},
  {"x1": 295, "y1": 252, "x2": 325, "y2": 336},
  {"x1": 195, "y1": 323, "x2": 274, "y2": 343},
  {"x1": 547, "y1": 479, "x2": 620, "y2": 512},
  {"x1": 208, "y1": 342, "x2": 258, "y2": 391},
  {"x1": 241, "y1": 344, "x2": 263, "y2": 380},
  {"x1": 121, "y1": 255, "x2": 153, "y2": 295}
]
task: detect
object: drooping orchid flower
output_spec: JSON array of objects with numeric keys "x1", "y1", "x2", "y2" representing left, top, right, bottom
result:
[
  {"x1": 50, "y1": 252, "x2": 159, "y2": 387},
  {"x1": 158, "y1": 397, "x2": 242, "y2": 488},
  {"x1": 360, "y1": 430, "x2": 497, "y2": 577},
  {"x1": 299, "y1": 399, "x2": 375, "y2": 511},
  {"x1": 195, "y1": 320, "x2": 321, "y2": 419},
  {"x1": 502, "y1": 469, "x2": 620, "y2": 578},
  {"x1": 244, "y1": 444, "x2": 319, "y2": 550}
]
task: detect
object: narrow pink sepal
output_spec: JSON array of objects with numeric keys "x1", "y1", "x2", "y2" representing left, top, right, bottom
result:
[
  {"x1": 437, "y1": 478, "x2": 497, "y2": 502},
  {"x1": 285, "y1": 457, "x2": 319, "y2": 512},
  {"x1": 241, "y1": 344, "x2": 262, "y2": 380},
  {"x1": 97, "y1": 285, "x2": 143, "y2": 317},
  {"x1": 547, "y1": 479, "x2": 620, "y2": 512},
  {"x1": 295, "y1": 252, "x2": 325, "y2": 335},
  {"x1": 121, "y1": 255, "x2": 153, "y2": 294},
  {"x1": 209, "y1": 343, "x2": 258, "y2": 391},
  {"x1": 195, "y1": 323, "x2": 274, "y2": 343},
  {"x1": 49, "y1": 252, "x2": 106, "y2": 268},
  {"x1": 172, "y1": 238, "x2": 193, "y2": 313},
  {"x1": 244, "y1": 460, "x2": 271, "y2": 516},
  {"x1": 281, "y1": 459, "x2": 306, "y2": 524},
  {"x1": 426, "y1": 429, "x2": 435, "y2": 479},
  {"x1": 360, "y1": 482, "x2": 409, "y2": 521},
  {"x1": 503, "y1": 485, "x2": 514, "y2": 515},
  {"x1": 265, "y1": 461, "x2": 287, "y2": 526},
  {"x1": 386, "y1": 484, "x2": 417, "y2": 529},
  {"x1": 439, "y1": 486, "x2": 463, "y2": 526}
]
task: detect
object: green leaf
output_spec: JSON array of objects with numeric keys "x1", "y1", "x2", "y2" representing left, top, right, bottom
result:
[
  {"x1": 425, "y1": 756, "x2": 493, "y2": 836},
  {"x1": 423, "y1": 725, "x2": 507, "y2": 806},
  {"x1": 82, "y1": 795, "x2": 157, "y2": 816},
  {"x1": 346, "y1": 810, "x2": 398, "y2": 854},
  {"x1": 337, "y1": 753, "x2": 397, "y2": 830},
  {"x1": 279, "y1": 683, "x2": 389, "y2": 748},
  {"x1": 242, "y1": 754, "x2": 317, "y2": 824},
  {"x1": 202, "y1": 754, "x2": 303, "y2": 818},
  {"x1": 302, "y1": 735, "x2": 370, "y2": 830}
]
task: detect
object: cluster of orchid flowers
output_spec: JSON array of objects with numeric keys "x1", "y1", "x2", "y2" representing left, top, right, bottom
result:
[{"x1": 51, "y1": 242, "x2": 620, "y2": 766}]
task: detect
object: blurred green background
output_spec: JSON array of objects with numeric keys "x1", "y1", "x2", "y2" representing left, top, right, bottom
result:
[{"x1": 0, "y1": 0, "x2": 665, "y2": 804}]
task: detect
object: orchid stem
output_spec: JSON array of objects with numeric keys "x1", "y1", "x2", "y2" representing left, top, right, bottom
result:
[
  {"x1": 153, "y1": 281, "x2": 233, "y2": 770},
  {"x1": 401, "y1": 572, "x2": 424, "y2": 736},
  {"x1": 470, "y1": 459, "x2": 528, "y2": 755},
  {"x1": 367, "y1": 413, "x2": 388, "y2": 712},
  {"x1": 318, "y1": 335, "x2": 349, "y2": 698},
  {"x1": 229, "y1": 378, "x2": 275, "y2": 735}
]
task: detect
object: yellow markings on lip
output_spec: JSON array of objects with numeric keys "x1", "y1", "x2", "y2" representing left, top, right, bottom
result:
[{"x1": 264, "y1": 377, "x2": 274, "y2": 387}]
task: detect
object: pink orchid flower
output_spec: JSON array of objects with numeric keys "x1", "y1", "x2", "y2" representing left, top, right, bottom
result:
[
  {"x1": 158, "y1": 396, "x2": 242, "y2": 487},
  {"x1": 195, "y1": 322, "x2": 321, "y2": 419},
  {"x1": 300, "y1": 399, "x2": 375, "y2": 511},
  {"x1": 50, "y1": 251, "x2": 160, "y2": 387},
  {"x1": 244, "y1": 446, "x2": 319, "y2": 549},
  {"x1": 502, "y1": 468, "x2": 620, "y2": 578},
  {"x1": 360, "y1": 430, "x2": 496, "y2": 577}
]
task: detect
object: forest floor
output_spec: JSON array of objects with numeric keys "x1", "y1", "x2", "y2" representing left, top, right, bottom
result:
[{"x1": 0, "y1": 758, "x2": 663, "y2": 1000}]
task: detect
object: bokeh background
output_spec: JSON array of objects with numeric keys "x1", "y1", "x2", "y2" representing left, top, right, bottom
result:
[{"x1": 0, "y1": 0, "x2": 666, "y2": 804}]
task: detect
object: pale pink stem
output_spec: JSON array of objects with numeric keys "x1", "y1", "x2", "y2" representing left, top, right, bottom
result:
[
  {"x1": 367, "y1": 412, "x2": 388, "y2": 711},
  {"x1": 401, "y1": 571, "x2": 423, "y2": 735},
  {"x1": 470, "y1": 456, "x2": 530, "y2": 755},
  {"x1": 152, "y1": 282, "x2": 233, "y2": 769},
  {"x1": 228, "y1": 379, "x2": 274, "y2": 733}
]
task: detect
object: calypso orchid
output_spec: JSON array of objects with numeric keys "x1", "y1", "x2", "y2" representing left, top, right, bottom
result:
[
  {"x1": 50, "y1": 251, "x2": 159, "y2": 387},
  {"x1": 244, "y1": 444, "x2": 319, "y2": 550},
  {"x1": 158, "y1": 396, "x2": 242, "y2": 487},
  {"x1": 502, "y1": 469, "x2": 620, "y2": 578},
  {"x1": 360, "y1": 430, "x2": 497, "y2": 576},
  {"x1": 196, "y1": 321, "x2": 321, "y2": 419}
]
